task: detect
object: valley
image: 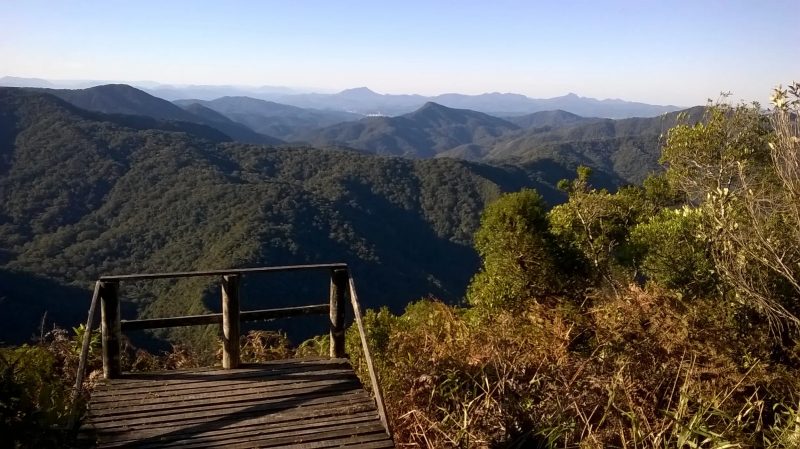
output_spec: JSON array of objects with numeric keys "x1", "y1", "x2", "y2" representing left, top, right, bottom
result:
[{"x1": 0, "y1": 82, "x2": 696, "y2": 346}]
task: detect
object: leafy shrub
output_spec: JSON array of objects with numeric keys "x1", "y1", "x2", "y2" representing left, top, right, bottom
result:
[
  {"x1": 466, "y1": 189, "x2": 581, "y2": 313},
  {"x1": 630, "y1": 207, "x2": 717, "y2": 297},
  {"x1": 0, "y1": 326, "x2": 98, "y2": 448}
]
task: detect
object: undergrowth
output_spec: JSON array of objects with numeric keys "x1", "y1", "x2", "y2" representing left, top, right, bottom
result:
[{"x1": 347, "y1": 287, "x2": 800, "y2": 448}]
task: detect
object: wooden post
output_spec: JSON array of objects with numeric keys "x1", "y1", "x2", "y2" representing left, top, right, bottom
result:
[
  {"x1": 221, "y1": 274, "x2": 241, "y2": 369},
  {"x1": 99, "y1": 280, "x2": 121, "y2": 379},
  {"x1": 329, "y1": 269, "x2": 347, "y2": 358}
]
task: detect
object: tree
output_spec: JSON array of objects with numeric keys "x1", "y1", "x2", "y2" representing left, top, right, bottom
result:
[
  {"x1": 549, "y1": 166, "x2": 648, "y2": 282},
  {"x1": 466, "y1": 189, "x2": 570, "y2": 312},
  {"x1": 661, "y1": 86, "x2": 800, "y2": 330},
  {"x1": 629, "y1": 207, "x2": 716, "y2": 297}
]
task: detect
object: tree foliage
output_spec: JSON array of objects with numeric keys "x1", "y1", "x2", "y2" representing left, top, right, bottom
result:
[
  {"x1": 662, "y1": 88, "x2": 800, "y2": 330},
  {"x1": 466, "y1": 189, "x2": 577, "y2": 312},
  {"x1": 630, "y1": 207, "x2": 716, "y2": 296}
]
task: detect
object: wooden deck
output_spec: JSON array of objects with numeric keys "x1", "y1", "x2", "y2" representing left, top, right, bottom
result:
[{"x1": 78, "y1": 358, "x2": 395, "y2": 448}]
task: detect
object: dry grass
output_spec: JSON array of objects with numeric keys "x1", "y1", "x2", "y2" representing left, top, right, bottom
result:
[{"x1": 352, "y1": 287, "x2": 800, "y2": 448}]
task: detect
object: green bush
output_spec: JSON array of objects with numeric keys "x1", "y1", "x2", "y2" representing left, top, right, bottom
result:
[
  {"x1": 630, "y1": 207, "x2": 717, "y2": 297},
  {"x1": 0, "y1": 344, "x2": 73, "y2": 447},
  {"x1": 467, "y1": 189, "x2": 577, "y2": 313}
]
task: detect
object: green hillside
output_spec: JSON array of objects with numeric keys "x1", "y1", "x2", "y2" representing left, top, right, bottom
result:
[
  {"x1": 34, "y1": 84, "x2": 284, "y2": 145},
  {"x1": 0, "y1": 87, "x2": 561, "y2": 345},
  {"x1": 175, "y1": 96, "x2": 362, "y2": 141},
  {"x1": 308, "y1": 102, "x2": 520, "y2": 158},
  {"x1": 488, "y1": 106, "x2": 707, "y2": 183}
]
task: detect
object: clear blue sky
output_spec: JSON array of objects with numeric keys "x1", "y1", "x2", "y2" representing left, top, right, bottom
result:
[{"x1": 1, "y1": 0, "x2": 797, "y2": 105}]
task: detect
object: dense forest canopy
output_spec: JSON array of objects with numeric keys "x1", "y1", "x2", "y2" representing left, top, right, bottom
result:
[{"x1": 0, "y1": 87, "x2": 566, "y2": 346}]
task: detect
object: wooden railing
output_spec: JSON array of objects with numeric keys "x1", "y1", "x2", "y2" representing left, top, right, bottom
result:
[{"x1": 72, "y1": 263, "x2": 390, "y2": 435}]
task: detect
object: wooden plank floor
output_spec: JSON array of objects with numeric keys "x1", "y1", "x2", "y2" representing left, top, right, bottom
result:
[{"x1": 78, "y1": 358, "x2": 395, "y2": 448}]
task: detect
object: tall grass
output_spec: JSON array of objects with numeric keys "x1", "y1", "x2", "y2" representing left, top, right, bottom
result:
[{"x1": 348, "y1": 285, "x2": 800, "y2": 448}]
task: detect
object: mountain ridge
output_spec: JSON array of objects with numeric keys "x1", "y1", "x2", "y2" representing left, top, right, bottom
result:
[
  {"x1": 307, "y1": 101, "x2": 520, "y2": 158},
  {"x1": 22, "y1": 84, "x2": 284, "y2": 145},
  {"x1": 0, "y1": 87, "x2": 568, "y2": 345},
  {"x1": 174, "y1": 96, "x2": 363, "y2": 141},
  {"x1": 1, "y1": 76, "x2": 686, "y2": 118}
]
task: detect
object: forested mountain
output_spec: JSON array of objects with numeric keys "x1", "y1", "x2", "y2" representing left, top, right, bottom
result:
[
  {"x1": 307, "y1": 102, "x2": 521, "y2": 158},
  {"x1": 2, "y1": 77, "x2": 686, "y2": 118},
  {"x1": 504, "y1": 109, "x2": 600, "y2": 129},
  {"x1": 174, "y1": 96, "x2": 362, "y2": 141},
  {"x1": 44, "y1": 84, "x2": 206, "y2": 122},
  {"x1": 304, "y1": 101, "x2": 703, "y2": 184},
  {"x1": 0, "y1": 87, "x2": 563, "y2": 345},
  {"x1": 32, "y1": 84, "x2": 283, "y2": 145},
  {"x1": 8, "y1": 83, "x2": 703, "y2": 187},
  {"x1": 487, "y1": 106, "x2": 707, "y2": 183},
  {"x1": 179, "y1": 102, "x2": 283, "y2": 144}
]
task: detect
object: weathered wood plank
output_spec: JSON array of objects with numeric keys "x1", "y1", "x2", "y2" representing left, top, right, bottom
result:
[
  {"x1": 87, "y1": 385, "x2": 365, "y2": 425},
  {"x1": 170, "y1": 423, "x2": 386, "y2": 449},
  {"x1": 95, "y1": 410, "x2": 379, "y2": 446},
  {"x1": 95, "y1": 358, "x2": 349, "y2": 388},
  {"x1": 74, "y1": 281, "x2": 102, "y2": 393},
  {"x1": 89, "y1": 370, "x2": 356, "y2": 404},
  {"x1": 99, "y1": 263, "x2": 348, "y2": 281},
  {"x1": 80, "y1": 361, "x2": 394, "y2": 448},
  {"x1": 221, "y1": 274, "x2": 241, "y2": 369},
  {"x1": 348, "y1": 276, "x2": 391, "y2": 437},
  {"x1": 86, "y1": 389, "x2": 372, "y2": 428},
  {"x1": 99, "y1": 414, "x2": 382, "y2": 448},
  {"x1": 89, "y1": 378, "x2": 361, "y2": 415},
  {"x1": 85, "y1": 396, "x2": 376, "y2": 433}
]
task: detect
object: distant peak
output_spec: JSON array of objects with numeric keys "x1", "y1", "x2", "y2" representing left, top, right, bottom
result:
[
  {"x1": 338, "y1": 87, "x2": 379, "y2": 96},
  {"x1": 89, "y1": 83, "x2": 143, "y2": 92},
  {"x1": 411, "y1": 102, "x2": 455, "y2": 116},
  {"x1": 419, "y1": 101, "x2": 446, "y2": 110}
]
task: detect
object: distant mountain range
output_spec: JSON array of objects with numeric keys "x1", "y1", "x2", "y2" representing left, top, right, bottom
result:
[
  {"x1": 0, "y1": 83, "x2": 704, "y2": 345},
  {"x1": 304, "y1": 101, "x2": 705, "y2": 184},
  {"x1": 6, "y1": 82, "x2": 704, "y2": 187},
  {"x1": 0, "y1": 86, "x2": 565, "y2": 344},
  {"x1": 174, "y1": 97, "x2": 362, "y2": 141},
  {"x1": 27, "y1": 84, "x2": 284, "y2": 145},
  {"x1": 1, "y1": 76, "x2": 684, "y2": 118},
  {"x1": 275, "y1": 87, "x2": 683, "y2": 118}
]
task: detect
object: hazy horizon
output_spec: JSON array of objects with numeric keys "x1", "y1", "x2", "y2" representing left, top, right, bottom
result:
[
  {"x1": 0, "y1": 74, "x2": 697, "y2": 106},
  {"x1": 2, "y1": 0, "x2": 797, "y2": 106}
]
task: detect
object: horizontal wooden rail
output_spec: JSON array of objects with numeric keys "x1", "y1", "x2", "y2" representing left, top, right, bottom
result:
[
  {"x1": 99, "y1": 263, "x2": 348, "y2": 281},
  {"x1": 120, "y1": 304, "x2": 329, "y2": 331}
]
